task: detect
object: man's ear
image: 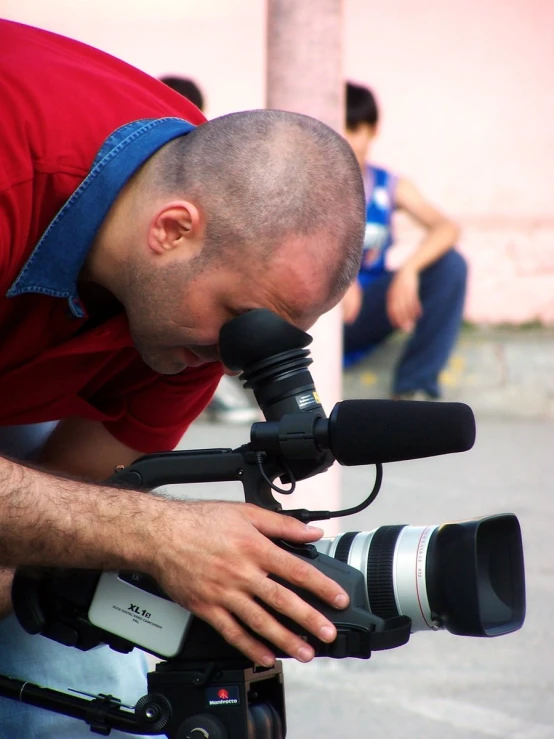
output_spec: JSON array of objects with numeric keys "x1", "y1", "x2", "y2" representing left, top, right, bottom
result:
[{"x1": 148, "y1": 200, "x2": 204, "y2": 256}]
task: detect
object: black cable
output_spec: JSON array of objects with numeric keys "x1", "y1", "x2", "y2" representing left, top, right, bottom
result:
[
  {"x1": 255, "y1": 452, "x2": 297, "y2": 495},
  {"x1": 283, "y1": 463, "x2": 383, "y2": 524}
]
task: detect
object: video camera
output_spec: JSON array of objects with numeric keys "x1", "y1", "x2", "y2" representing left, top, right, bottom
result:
[{"x1": 0, "y1": 309, "x2": 525, "y2": 737}]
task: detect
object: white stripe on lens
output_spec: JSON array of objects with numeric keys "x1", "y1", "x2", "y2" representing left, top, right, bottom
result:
[{"x1": 393, "y1": 525, "x2": 438, "y2": 631}]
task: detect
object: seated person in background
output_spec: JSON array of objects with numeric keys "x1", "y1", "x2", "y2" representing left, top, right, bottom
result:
[
  {"x1": 159, "y1": 75, "x2": 205, "y2": 111},
  {"x1": 342, "y1": 82, "x2": 467, "y2": 400}
]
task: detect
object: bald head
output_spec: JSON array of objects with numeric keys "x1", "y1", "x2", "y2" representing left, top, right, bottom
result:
[{"x1": 149, "y1": 109, "x2": 365, "y2": 299}]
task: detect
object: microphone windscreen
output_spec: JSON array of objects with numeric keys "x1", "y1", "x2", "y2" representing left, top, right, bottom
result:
[{"x1": 328, "y1": 400, "x2": 476, "y2": 466}]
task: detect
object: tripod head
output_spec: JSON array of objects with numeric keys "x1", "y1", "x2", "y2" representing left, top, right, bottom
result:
[{"x1": 1, "y1": 310, "x2": 525, "y2": 738}]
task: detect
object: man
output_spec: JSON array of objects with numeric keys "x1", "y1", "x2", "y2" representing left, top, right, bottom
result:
[
  {"x1": 0, "y1": 20, "x2": 364, "y2": 737},
  {"x1": 342, "y1": 82, "x2": 467, "y2": 400}
]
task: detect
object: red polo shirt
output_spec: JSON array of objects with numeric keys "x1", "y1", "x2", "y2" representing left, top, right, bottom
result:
[{"x1": 0, "y1": 20, "x2": 222, "y2": 452}]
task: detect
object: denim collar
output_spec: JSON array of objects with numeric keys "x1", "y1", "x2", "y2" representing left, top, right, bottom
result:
[{"x1": 7, "y1": 117, "x2": 196, "y2": 318}]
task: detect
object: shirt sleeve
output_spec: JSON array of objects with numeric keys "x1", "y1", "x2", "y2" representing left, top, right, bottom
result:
[{"x1": 102, "y1": 361, "x2": 223, "y2": 453}]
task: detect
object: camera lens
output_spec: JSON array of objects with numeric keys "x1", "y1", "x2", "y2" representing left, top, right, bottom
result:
[
  {"x1": 242, "y1": 347, "x2": 321, "y2": 421},
  {"x1": 315, "y1": 514, "x2": 525, "y2": 637}
]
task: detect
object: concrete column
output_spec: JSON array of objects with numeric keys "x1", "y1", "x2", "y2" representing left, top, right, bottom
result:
[
  {"x1": 266, "y1": 0, "x2": 344, "y2": 533},
  {"x1": 267, "y1": 0, "x2": 344, "y2": 131}
]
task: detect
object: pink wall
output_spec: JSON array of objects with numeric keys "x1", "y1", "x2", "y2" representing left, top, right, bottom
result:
[
  {"x1": 3, "y1": 0, "x2": 554, "y2": 323},
  {"x1": 344, "y1": 0, "x2": 554, "y2": 325},
  {"x1": 1, "y1": 1, "x2": 267, "y2": 119}
]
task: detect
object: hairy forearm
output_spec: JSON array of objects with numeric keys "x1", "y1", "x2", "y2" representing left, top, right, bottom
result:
[
  {"x1": 0, "y1": 455, "x2": 357, "y2": 666},
  {"x1": 0, "y1": 455, "x2": 164, "y2": 575},
  {"x1": 403, "y1": 221, "x2": 460, "y2": 274}
]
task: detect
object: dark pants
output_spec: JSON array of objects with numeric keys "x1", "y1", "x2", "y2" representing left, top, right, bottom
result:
[{"x1": 343, "y1": 249, "x2": 468, "y2": 398}]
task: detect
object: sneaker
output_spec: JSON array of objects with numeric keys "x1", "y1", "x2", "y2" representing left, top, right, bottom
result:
[{"x1": 205, "y1": 375, "x2": 262, "y2": 424}]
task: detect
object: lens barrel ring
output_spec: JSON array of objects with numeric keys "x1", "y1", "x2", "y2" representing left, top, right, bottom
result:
[
  {"x1": 333, "y1": 532, "x2": 360, "y2": 564},
  {"x1": 367, "y1": 525, "x2": 404, "y2": 620}
]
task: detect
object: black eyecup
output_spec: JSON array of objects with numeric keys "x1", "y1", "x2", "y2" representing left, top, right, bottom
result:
[
  {"x1": 219, "y1": 309, "x2": 311, "y2": 371},
  {"x1": 426, "y1": 514, "x2": 526, "y2": 637}
]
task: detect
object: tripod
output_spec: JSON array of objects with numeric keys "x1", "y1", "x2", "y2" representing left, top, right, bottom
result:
[
  {"x1": 0, "y1": 659, "x2": 285, "y2": 738},
  {"x1": 146, "y1": 658, "x2": 285, "y2": 739}
]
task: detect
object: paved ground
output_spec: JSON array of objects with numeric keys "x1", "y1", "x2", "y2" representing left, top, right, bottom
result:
[
  {"x1": 343, "y1": 326, "x2": 554, "y2": 419},
  {"x1": 164, "y1": 411, "x2": 554, "y2": 739},
  {"x1": 282, "y1": 418, "x2": 554, "y2": 739},
  {"x1": 143, "y1": 329, "x2": 554, "y2": 737}
]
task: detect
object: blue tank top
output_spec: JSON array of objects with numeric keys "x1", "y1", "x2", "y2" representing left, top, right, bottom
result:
[{"x1": 358, "y1": 165, "x2": 396, "y2": 286}]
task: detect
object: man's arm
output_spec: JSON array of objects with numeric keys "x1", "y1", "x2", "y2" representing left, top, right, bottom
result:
[
  {"x1": 0, "y1": 417, "x2": 143, "y2": 617},
  {"x1": 0, "y1": 451, "x2": 349, "y2": 666},
  {"x1": 387, "y1": 177, "x2": 460, "y2": 331},
  {"x1": 37, "y1": 416, "x2": 143, "y2": 480}
]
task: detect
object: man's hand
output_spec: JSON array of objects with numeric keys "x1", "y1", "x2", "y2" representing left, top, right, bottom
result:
[
  {"x1": 149, "y1": 500, "x2": 349, "y2": 667},
  {"x1": 386, "y1": 266, "x2": 422, "y2": 331},
  {"x1": 0, "y1": 455, "x2": 349, "y2": 667},
  {"x1": 342, "y1": 280, "x2": 363, "y2": 325}
]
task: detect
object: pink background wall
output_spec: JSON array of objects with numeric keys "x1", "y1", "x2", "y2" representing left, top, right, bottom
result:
[{"x1": 3, "y1": 0, "x2": 554, "y2": 324}]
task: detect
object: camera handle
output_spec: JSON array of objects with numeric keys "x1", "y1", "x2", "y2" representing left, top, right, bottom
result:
[{"x1": 109, "y1": 444, "x2": 288, "y2": 512}]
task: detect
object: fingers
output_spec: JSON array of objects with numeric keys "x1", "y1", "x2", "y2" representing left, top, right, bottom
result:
[
  {"x1": 198, "y1": 512, "x2": 348, "y2": 664},
  {"x1": 259, "y1": 539, "x2": 348, "y2": 610},
  {"x1": 386, "y1": 296, "x2": 409, "y2": 331},
  {"x1": 246, "y1": 503, "x2": 324, "y2": 543},
  {"x1": 387, "y1": 281, "x2": 422, "y2": 331},
  {"x1": 202, "y1": 607, "x2": 277, "y2": 667},
  {"x1": 155, "y1": 501, "x2": 350, "y2": 666},
  {"x1": 246, "y1": 505, "x2": 350, "y2": 613},
  {"x1": 200, "y1": 577, "x2": 340, "y2": 667},
  {"x1": 253, "y1": 575, "x2": 340, "y2": 651},
  {"x1": 386, "y1": 283, "x2": 403, "y2": 329}
]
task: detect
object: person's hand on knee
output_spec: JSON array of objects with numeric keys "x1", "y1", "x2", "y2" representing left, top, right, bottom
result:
[{"x1": 386, "y1": 266, "x2": 422, "y2": 331}]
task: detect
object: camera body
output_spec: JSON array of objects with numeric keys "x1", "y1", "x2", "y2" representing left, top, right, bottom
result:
[
  {"x1": 87, "y1": 570, "x2": 191, "y2": 658},
  {"x1": 90, "y1": 551, "x2": 383, "y2": 661},
  {"x1": 13, "y1": 536, "x2": 411, "y2": 662}
]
